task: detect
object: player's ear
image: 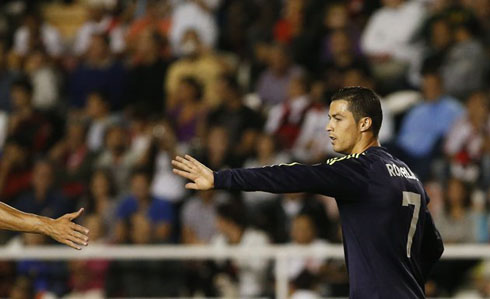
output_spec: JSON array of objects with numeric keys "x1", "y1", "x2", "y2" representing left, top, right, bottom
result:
[{"x1": 359, "y1": 117, "x2": 372, "y2": 133}]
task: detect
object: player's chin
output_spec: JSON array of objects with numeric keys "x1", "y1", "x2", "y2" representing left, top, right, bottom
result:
[{"x1": 332, "y1": 144, "x2": 346, "y2": 154}]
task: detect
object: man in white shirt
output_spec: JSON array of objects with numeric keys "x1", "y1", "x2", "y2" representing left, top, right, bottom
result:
[{"x1": 361, "y1": 0, "x2": 425, "y2": 89}]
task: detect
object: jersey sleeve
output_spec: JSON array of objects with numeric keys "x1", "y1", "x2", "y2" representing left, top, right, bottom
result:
[{"x1": 213, "y1": 155, "x2": 369, "y2": 198}]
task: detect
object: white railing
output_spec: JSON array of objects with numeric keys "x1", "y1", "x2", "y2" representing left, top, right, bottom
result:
[{"x1": 1, "y1": 244, "x2": 489, "y2": 299}]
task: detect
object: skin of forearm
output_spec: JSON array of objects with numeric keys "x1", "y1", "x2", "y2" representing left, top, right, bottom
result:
[{"x1": 0, "y1": 202, "x2": 52, "y2": 235}]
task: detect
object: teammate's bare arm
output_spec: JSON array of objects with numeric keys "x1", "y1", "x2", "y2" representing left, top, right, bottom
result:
[{"x1": 0, "y1": 203, "x2": 89, "y2": 250}]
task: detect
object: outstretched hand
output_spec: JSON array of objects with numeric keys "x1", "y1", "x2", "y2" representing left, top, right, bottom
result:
[
  {"x1": 172, "y1": 155, "x2": 214, "y2": 190},
  {"x1": 46, "y1": 208, "x2": 89, "y2": 250}
]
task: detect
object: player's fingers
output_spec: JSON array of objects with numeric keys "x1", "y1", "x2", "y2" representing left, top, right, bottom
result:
[
  {"x1": 173, "y1": 169, "x2": 197, "y2": 181},
  {"x1": 171, "y1": 159, "x2": 194, "y2": 173},
  {"x1": 70, "y1": 230, "x2": 89, "y2": 244},
  {"x1": 69, "y1": 237, "x2": 87, "y2": 248},
  {"x1": 185, "y1": 155, "x2": 208, "y2": 173},
  {"x1": 70, "y1": 223, "x2": 89, "y2": 235},
  {"x1": 64, "y1": 239, "x2": 82, "y2": 250},
  {"x1": 185, "y1": 183, "x2": 198, "y2": 190},
  {"x1": 176, "y1": 156, "x2": 196, "y2": 170}
]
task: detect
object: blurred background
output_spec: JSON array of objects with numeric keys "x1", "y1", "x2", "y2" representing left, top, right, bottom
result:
[{"x1": 0, "y1": 0, "x2": 488, "y2": 298}]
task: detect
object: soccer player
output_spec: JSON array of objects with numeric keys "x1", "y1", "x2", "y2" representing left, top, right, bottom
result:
[
  {"x1": 172, "y1": 87, "x2": 444, "y2": 298},
  {"x1": 0, "y1": 205, "x2": 88, "y2": 250}
]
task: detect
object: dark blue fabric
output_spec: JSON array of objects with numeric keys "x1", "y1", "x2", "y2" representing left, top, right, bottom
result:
[{"x1": 214, "y1": 146, "x2": 444, "y2": 299}]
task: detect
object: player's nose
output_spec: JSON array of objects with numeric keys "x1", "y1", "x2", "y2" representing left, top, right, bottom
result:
[{"x1": 326, "y1": 121, "x2": 333, "y2": 132}]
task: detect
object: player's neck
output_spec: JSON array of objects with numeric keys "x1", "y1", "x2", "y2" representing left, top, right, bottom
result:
[{"x1": 350, "y1": 137, "x2": 380, "y2": 154}]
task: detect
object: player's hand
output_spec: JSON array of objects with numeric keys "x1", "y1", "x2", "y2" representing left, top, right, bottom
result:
[
  {"x1": 45, "y1": 208, "x2": 89, "y2": 250},
  {"x1": 172, "y1": 155, "x2": 214, "y2": 190}
]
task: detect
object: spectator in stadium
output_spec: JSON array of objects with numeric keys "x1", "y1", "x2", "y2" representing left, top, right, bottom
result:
[
  {"x1": 256, "y1": 43, "x2": 303, "y2": 106},
  {"x1": 265, "y1": 73, "x2": 312, "y2": 149},
  {"x1": 394, "y1": 69, "x2": 463, "y2": 180},
  {"x1": 72, "y1": 2, "x2": 125, "y2": 56},
  {"x1": 440, "y1": 16, "x2": 487, "y2": 100},
  {"x1": 195, "y1": 125, "x2": 239, "y2": 170},
  {"x1": 84, "y1": 91, "x2": 117, "y2": 152},
  {"x1": 430, "y1": 176, "x2": 480, "y2": 295},
  {"x1": 257, "y1": 193, "x2": 332, "y2": 244},
  {"x1": 13, "y1": 10, "x2": 63, "y2": 58},
  {"x1": 169, "y1": 0, "x2": 219, "y2": 55},
  {"x1": 126, "y1": 30, "x2": 170, "y2": 115},
  {"x1": 292, "y1": 80, "x2": 335, "y2": 163},
  {"x1": 115, "y1": 170, "x2": 173, "y2": 244},
  {"x1": 49, "y1": 121, "x2": 97, "y2": 200},
  {"x1": 138, "y1": 121, "x2": 186, "y2": 203},
  {"x1": 180, "y1": 189, "x2": 228, "y2": 297},
  {"x1": 444, "y1": 91, "x2": 490, "y2": 184},
  {"x1": 284, "y1": 214, "x2": 328, "y2": 280},
  {"x1": 108, "y1": 209, "x2": 182, "y2": 297},
  {"x1": 13, "y1": 159, "x2": 73, "y2": 220},
  {"x1": 211, "y1": 201, "x2": 270, "y2": 297},
  {"x1": 126, "y1": 0, "x2": 172, "y2": 58},
  {"x1": 207, "y1": 75, "x2": 263, "y2": 162},
  {"x1": 68, "y1": 33, "x2": 127, "y2": 109},
  {"x1": 420, "y1": 18, "x2": 453, "y2": 81},
  {"x1": 181, "y1": 190, "x2": 220, "y2": 244},
  {"x1": 165, "y1": 29, "x2": 227, "y2": 108},
  {"x1": 361, "y1": 0, "x2": 425, "y2": 92},
  {"x1": 0, "y1": 138, "x2": 32, "y2": 202},
  {"x1": 9, "y1": 277, "x2": 34, "y2": 299},
  {"x1": 16, "y1": 233, "x2": 69, "y2": 297},
  {"x1": 166, "y1": 76, "x2": 206, "y2": 144},
  {"x1": 434, "y1": 177, "x2": 477, "y2": 243},
  {"x1": 273, "y1": 0, "x2": 305, "y2": 45},
  {"x1": 217, "y1": 0, "x2": 256, "y2": 58},
  {"x1": 66, "y1": 214, "x2": 109, "y2": 298},
  {"x1": 127, "y1": 110, "x2": 153, "y2": 159},
  {"x1": 96, "y1": 124, "x2": 140, "y2": 194},
  {"x1": 79, "y1": 169, "x2": 117, "y2": 241},
  {"x1": 23, "y1": 49, "x2": 59, "y2": 111},
  {"x1": 289, "y1": 270, "x2": 320, "y2": 299},
  {"x1": 319, "y1": 2, "x2": 361, "y2": 65},
  {"x1": 243, "y1": 134, "x2": 290, "y2": 207},
  {"x1": 7, "y1": 78, "x2": 56, "y2": 155},
  {"x1": 321, "y1": 29, "x2": 369, "y2": 94},
  {"x1": 0, "y1": 40, "x2": 18, "y2": 112}
]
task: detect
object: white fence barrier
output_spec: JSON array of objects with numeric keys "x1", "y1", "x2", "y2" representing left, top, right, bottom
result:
[{"x1": 1, "y1": 244, "x2": 489, "y2": 299}]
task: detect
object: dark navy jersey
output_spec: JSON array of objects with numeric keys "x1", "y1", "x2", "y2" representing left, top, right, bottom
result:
[{"x1": 213, "y1": 146, "x2": 444, "y2": 299}]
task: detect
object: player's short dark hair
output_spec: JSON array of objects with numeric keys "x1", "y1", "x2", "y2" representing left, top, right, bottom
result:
[{"x1": 331, "y1": 87, "x2": 383, "y2": 137}]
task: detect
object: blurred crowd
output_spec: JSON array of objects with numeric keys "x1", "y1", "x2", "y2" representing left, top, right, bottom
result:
[{"x1": 0, "y1": 0, "x2": 488, "y2": 298}]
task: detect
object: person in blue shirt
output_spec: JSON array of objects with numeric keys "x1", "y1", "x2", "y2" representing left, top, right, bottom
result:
[
  {"x1": 172, "y1": 87, "x2": 444, "y2": 299},
  {"x1": 395, "y1": 69, "x2": 463, "y2": 180},
  {"x1": 115, "y1": 169, "x2": 173, "y2": 243}
]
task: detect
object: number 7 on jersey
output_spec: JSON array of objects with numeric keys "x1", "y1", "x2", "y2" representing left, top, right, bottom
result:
[{"x1": 402, "y1": 191, "x2": 421, "y2": 258}]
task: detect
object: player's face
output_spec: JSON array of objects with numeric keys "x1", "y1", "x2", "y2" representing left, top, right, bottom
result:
[{"x1": 326, "y1": 100, "x2": 360, "y2": 154}]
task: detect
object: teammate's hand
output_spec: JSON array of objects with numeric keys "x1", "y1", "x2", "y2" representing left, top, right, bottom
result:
[
  {"x1": 45, "y1": 208, "x2": 89, "y2": 250},
  {"x1": 172, "y1": 155, "x2": 214, "y2": 190}
]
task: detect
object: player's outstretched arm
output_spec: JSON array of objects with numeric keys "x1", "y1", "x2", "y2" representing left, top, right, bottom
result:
[
  {"x1": 0, "y1": 203, "x2": 89, "y2": 250},
  {"x1": 172, "y1": 155, "x2": 214, "y2": 190},
  {"x1": 172, "y1": 154, "x2": 367, "y2": 195}
]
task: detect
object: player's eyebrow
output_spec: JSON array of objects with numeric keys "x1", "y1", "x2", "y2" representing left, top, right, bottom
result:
[{"x1": 329, "y1": 113, "x2": 343, "y2": 119}]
